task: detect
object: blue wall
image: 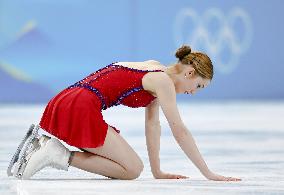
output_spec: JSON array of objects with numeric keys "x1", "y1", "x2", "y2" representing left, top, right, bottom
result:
[{"x1": 0, "y1": 0, "x2": 283, "y2": 103}]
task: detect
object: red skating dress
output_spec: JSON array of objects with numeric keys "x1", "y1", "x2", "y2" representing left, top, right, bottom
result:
[{"x1": 39, "y1": 62, "x2": 164, "y2": 148}]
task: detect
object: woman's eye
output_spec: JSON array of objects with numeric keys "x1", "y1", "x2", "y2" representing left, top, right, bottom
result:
[{"x1": 197, "y1": 85, "x2": 200, "y2": 88}]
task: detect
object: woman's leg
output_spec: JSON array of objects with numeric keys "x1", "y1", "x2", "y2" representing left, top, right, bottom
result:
[
  {"x1": 70, "y1": 151, "x2": 127, "y2": 179},
  {"x1": 70, "y1": 125, "x2": 144, "y2": 180}
]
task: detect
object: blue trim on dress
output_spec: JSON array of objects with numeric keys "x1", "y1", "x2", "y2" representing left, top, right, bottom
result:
[
  {"x1": 110, "y1": 86, "x2": 144, "y2": 107},
  {"x1": 107, "y1": 62, "x2": 165, "y2": 73},
  {"x1": 67, "y1": 83, "x2": 107, "y2": 110}
]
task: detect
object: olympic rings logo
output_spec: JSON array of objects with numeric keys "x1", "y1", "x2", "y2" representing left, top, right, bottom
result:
[{"x1": 173, "y1": 7, "x2": 253, "y2": 74}]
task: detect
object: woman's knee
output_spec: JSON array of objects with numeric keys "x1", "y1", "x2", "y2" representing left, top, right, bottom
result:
[{"x1": 124, "y1": 162, "x2": 144, "y2": 180}]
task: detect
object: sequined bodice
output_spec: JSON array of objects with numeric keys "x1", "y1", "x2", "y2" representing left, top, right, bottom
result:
[{"x1": 67, "y1": 62, "x2": 164, "y2": 110}]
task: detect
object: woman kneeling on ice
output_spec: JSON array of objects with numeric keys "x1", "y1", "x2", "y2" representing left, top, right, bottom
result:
[{"x1": 8, "y1": 45, "x2": 241, "y2": 181}]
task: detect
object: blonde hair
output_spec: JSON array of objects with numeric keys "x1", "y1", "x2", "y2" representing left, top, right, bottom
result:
[{"x1": 175, "y1": 45, "x2": 214, "y2": 80}]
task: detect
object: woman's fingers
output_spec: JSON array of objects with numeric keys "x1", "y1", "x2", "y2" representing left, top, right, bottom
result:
[
  {"x1": 206, "y1": 172, "x2": 242, "y2": 181},
  {"x1": 166, "y1": 173, "x2": 189, "y2": 179},
  {"x1": 162, "y1": 172, "x2": 241, "y2": 181},
  {"x1": 176, "y1": 174, "x2": 189, "y2": 179},
  {"x1": 224, "y1": 176, "x2": 242, "y2": 181}
]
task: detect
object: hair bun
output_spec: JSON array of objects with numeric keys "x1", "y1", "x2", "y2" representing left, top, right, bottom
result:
[{"x1": 175, "y1": 45, "x2": 191, "y2": 61}]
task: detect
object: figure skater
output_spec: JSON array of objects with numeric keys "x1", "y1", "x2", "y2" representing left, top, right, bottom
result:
[{"x1": 7, "y1": 45, "x2": 241, "y2": 181}]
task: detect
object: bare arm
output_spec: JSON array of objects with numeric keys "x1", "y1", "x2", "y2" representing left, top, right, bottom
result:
[
  {"x1": 151, "y1": 73, "x2": 211, "y2": 177},
  {"x1": 145, "y1": 99, "x2": 162, "y2": 177}
]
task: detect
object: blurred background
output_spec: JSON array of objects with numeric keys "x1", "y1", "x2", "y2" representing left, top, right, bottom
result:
[
  {"x1": 1, "y1": 0, "x2": 283, "y2": 103},
  {"x1": 1, "y1": 1, "x2": 284, "y2": 194}
]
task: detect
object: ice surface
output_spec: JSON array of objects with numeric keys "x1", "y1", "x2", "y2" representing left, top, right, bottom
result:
[{"x1": 1, "y1": 101, "x2": 284, "y2": 195}]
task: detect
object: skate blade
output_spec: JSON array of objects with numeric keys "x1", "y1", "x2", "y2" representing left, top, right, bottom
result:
[
  {"x1": 7, "y1": 124, "x2": 40, "y2": 177},
  {"x1": 14, "y1": 137, "x2": 41, "y2": 179}
]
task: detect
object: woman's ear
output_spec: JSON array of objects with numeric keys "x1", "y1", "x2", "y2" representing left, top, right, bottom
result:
[{"x1": 185, "y1": 68, "x2": 195, "y2": 79}]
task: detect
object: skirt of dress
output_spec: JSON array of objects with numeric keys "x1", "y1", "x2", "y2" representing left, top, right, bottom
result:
[{"x1": 39, "y1": 87, "x2": 120, "y2": 148}]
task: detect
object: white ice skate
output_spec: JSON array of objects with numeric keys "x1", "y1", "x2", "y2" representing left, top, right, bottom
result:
[
  {"x1": 20, "y1": 134, "x2": 71, "y2": 179},
  {"x1": 7, "y1": 124, "x2": 71, "y2": 179}
]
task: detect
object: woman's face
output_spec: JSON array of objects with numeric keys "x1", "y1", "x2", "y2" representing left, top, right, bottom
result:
[{"x1": 176, "y1": 65, "x2": 211, "y2": 95}]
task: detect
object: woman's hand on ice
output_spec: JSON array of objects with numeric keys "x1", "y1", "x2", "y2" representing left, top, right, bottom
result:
[
  {"x1": 205, "y1": 171, "x2": 241, "y2": 181},
  {"x1": 153, "y1": 170, "x2": 189, "y2": 179}
]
